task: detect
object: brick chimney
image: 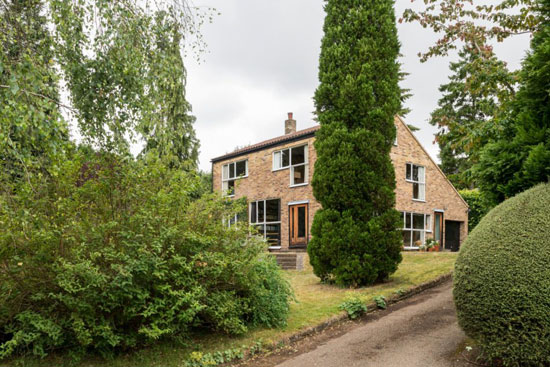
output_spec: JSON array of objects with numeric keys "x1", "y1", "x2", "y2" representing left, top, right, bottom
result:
[{"x1": 285, "y1": 112, "x2": 296, "y2": 135}]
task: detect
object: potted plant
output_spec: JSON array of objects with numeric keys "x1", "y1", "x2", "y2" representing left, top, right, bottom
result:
[{"x1": 424, "y1": 238, "x2": 440, "y2": 252}]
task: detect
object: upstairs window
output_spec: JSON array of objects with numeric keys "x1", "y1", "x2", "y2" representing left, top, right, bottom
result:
[
  {"x1": 272, "y1": 149, "x2": 290, "y2": 170},
  {"x1": 406, "y1": 163, "x2": 425, "y2": 201},
  {"x1": 222, "y1": 160, "x2": 248, "y2": 196},
  {"x1": 273, "y1": 145, "x2": 309, "y2": 186},
  {"x1": 250, "y1": 199, "x2": 281, "y2": 247}
]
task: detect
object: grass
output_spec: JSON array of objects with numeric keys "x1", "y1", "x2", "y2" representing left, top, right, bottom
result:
[{"x1": 2, "y1": 252, "x2": 457, "y2": 367}]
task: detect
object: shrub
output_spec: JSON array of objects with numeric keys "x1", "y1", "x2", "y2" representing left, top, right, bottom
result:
[
  {"x1": 0, "y1": 153, "x2": 292, "y2": 359},
  {"x1": 454, "y1": 183, "x2": 550, "y2": 367},
  {"x1": 339, "y1": 298, "x2": 367, "y2": 320},
  {"x1": 373, "y1": 296, "x2": 387, "y2": 310}
]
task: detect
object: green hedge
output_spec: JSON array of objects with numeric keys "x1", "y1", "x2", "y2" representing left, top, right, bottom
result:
[
  {"x1": 459, "y1": 189, "x2": 491, "y2": 231},
  {"x1": 454, "y1": 183, "x2": 550, "y2": 367},
  {"x1": 0, "y1": 153, "x2": 292, "y2": 359}
]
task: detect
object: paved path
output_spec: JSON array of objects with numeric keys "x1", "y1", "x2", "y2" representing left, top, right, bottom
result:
[{"x1": 276, "y1": 281, "x2": 465, "y2": 367}]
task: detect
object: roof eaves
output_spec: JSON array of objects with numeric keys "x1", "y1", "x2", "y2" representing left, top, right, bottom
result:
[
  {"x1": 211, "y1": 126, "x2": 319, "y2": 163},
  {"x1": 396, "y1": 115, "x2": 469, "y2": 208}
]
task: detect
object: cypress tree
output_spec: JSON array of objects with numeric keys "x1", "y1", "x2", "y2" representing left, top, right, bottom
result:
[{"x1": 308, "y1": 0, "x2": 403, "y2": 286}]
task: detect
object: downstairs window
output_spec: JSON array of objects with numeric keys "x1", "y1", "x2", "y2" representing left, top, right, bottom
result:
[
  {"x1": 250, "y1": 199, "x2": 281, "y2": 247},
  {"x1": 401, "y1": 211, "x2": 432, "y2": 249}
]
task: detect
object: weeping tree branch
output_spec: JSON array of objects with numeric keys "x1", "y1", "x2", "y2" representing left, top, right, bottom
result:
[{"x1": 0, "y1": 84, "x2": 76, "y2": 112}]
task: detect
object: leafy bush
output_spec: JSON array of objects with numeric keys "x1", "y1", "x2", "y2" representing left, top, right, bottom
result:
[
  {"x1": 459, "y1": 189, "x2": 491, "y2": 231},
  {"x1": 373, "y1": 296, "x2": 387, "y2": 310},
  {"x1": 454, "y1": 183, "x2": 550, "y2": 367},
  {"x1": 339, "y1": 298, "x2": 367, "y2": 320},
  {"x1": 0, "y1": 153, "x2": 292, "y2": 359}
]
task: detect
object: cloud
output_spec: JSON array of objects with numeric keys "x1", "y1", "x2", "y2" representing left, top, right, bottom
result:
[{"x1": 187, "y1": 0, "x2": 531, "y2": 172}]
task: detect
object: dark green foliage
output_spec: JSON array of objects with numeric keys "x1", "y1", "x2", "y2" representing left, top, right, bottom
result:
[
  {"x1": 0, "y1": 153, "x2": 292, "y2": 359},
  {"x1": 308, "y1": 0, "x2": 403, "y2": 286},
  {"x1": 429, "y1": 46, "x2": 516, "y2": 190},
  {"x1": 454, "y1": 183, "x2": 550, "y2": 367},
  {"x1": 458, "y1": 189, "x2": 491, "y2": 231},
  {"x1": 474, "y1": 3, "x2": 550, "y2": 203}
]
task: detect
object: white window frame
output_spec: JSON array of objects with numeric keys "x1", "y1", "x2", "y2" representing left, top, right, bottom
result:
[
  {"x1": 272, "y1": 149, "x2": 290, "y2": 171},
  {"x1": 221, "y1": 159, "x2": 248, "y2": 197},
  {"x1": 272, "y1": 144, "x2": 309, "y2": 187},
  {"x1": 223, "y1": 213, "x2": 239, "y2": 228},
  {"x1": 406, "y1": 163, "x2": 426, "y2": 201},
  {"x1": 249, "y1": 199, "x2": 282, "y2": 249},
  {"x1": 401, "y1": 212, "x2": 432, "y2": 250},
  {"x1": 222, "y1": 203, "x2": 248, "y2": 229}
]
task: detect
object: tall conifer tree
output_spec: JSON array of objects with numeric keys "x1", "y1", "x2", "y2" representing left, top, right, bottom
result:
[
  {"x1": 308, "y1": 0, "x2": 403, "y2": 286},
  {"x1": 475, "y1": 0, "x2": 550, "y2": 204}
]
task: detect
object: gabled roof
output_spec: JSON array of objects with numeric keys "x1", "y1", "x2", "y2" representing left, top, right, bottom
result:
[
  {"x1": 211, "y1": 116, "x2": 469, "y2": 208},
  {"x1": 394, "y1": 115, "x2": 469, "y2": 208},
  {"x1": 211, "y1": 125, "x2": 320, "y2": 163}
]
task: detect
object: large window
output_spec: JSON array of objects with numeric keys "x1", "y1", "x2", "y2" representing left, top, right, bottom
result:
[
  {"x1": 272, "y1": 145, "x2": 309, "y2": 186},
  {"x1": 401, "y1": 212, "x2": 432, "y2": 249},
  {"x1": 406, "y1": 163, "x2": 425, "y2": 201},
  {"x1": 250, "y1": 199, "x2": 281, "y2": 247},
  {"x1": 222, "y1": 160, "x2": 248, "y2": 196},
  {"x1": 223, "y1": 209, "x2": 248, "y2": 229}
]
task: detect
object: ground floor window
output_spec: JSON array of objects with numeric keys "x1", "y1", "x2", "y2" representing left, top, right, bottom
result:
[
  {"x1": 401, "y1": 211, "x2": 432, "y2": 249},
  {"x1": 223, "y1": 208, "x2": 248, "y2": 229},
  {"x1": 250, "y1": 199, "x2": 281, "y2": 247}
]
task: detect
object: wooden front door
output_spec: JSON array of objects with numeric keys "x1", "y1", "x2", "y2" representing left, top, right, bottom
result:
[
  {"x1": 434, "y1": 212, "x2": 444, "y2": 247},
  {"x1": 289, "y1": 204, "x2": 308, "y2": 248}
]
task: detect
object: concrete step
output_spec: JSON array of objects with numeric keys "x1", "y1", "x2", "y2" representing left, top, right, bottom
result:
[{"x1": 271, "y1": 252, "x2": 305, "y2": 270}]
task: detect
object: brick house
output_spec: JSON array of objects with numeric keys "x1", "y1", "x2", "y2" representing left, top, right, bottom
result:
[{"x1": 211, "y1": 114, "x2": 468, "y2": 265}]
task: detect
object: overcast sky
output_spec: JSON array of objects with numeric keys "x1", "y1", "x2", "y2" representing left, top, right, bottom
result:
[{"x1": 185, "y1": 1, "x2": 531, "y2": 172}]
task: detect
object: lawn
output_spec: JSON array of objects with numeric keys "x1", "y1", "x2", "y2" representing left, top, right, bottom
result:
[{"x1": 3, "y1": 252, "x2": 457, "y2": 367}]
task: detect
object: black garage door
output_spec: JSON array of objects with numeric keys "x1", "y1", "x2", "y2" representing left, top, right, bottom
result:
[{"x1": 444, "y1": 221, "x2": 461, "y2": 252}]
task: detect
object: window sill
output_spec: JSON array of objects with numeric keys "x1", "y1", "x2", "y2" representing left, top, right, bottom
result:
[
  {"x1": 224, "y1": 194, "x2": 235, "y2": 198},
  {"x1": 290, "y1": 183, "x2": 308, "y2": 188},
  {"x1": 403, "y1": 246, "x2": 420, "y2": 251},
  {"x1": 412, "y1": 199, "x2": 426, "y2": 202},
  {"x1": 272, "y1": 167, "x2": 289, "y2": 172},
  {"x1": 225, "y1": 175, "x2": 248, "y2": 180},
  {"x1": 268, "y1": 246, "x2": 282, "y2": 250}
]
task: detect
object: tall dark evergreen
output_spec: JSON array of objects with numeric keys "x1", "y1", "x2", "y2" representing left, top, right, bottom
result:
[
  {"x1": 308, "y1": 0, "x2": 403, "y2": 286},
  {"x1": 475, "y1": 0, "x2": 550, "y2": 204},
  {"x1": 429, "y1": 46, "x2": 516, "y2": 189}
]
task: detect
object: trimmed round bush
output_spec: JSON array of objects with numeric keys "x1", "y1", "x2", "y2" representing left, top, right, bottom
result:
[{"x1": 454, "y1": 183, "x2": 550, "y2": 367}]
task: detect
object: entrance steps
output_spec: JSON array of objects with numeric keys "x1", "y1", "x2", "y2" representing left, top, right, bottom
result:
[{"x1": 270, "y1": 251, "x2": 307, "y2": 270}]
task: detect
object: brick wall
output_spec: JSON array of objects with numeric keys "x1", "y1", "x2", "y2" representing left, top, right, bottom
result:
[
  {"x1": 213, "y1": 136, "x2": 321, "y2": 250},
  {"x1": 391, "y1": 116, "x2": 469, "y2": 247},
  {"x1": 212, "y1": 116, "x2": 468, "y2": 251}
]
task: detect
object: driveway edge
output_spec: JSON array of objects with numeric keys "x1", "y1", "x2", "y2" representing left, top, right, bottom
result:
[
  {"x1": 230, "y1": 272, "x2": 453, "y2": 365},
  {"x1": 280, "y1": 272, "x2": 453, "y2": 346}
]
